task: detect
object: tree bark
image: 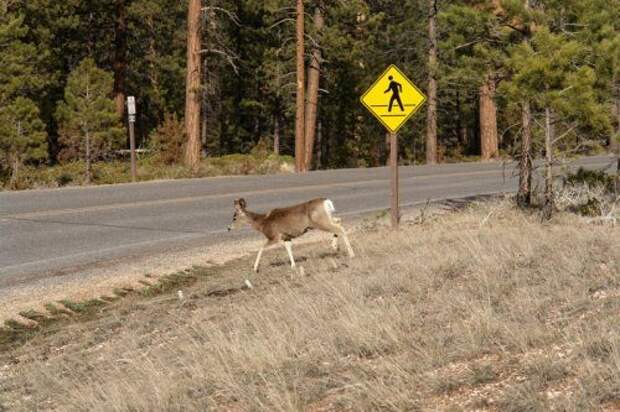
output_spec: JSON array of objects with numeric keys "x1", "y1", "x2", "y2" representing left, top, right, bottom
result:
[
  {"x1": 517, "y1": 100, "x2": 532, "y2": 208},
  {"x1": 304, "y1": 5, "x2": 324, "y2": 170},
  {"x1": 316, "y1": 120, "x2": 322, "y2": 168},
  {"x1": 85, "y1": 128, "x2": 92, "y2": 184},
  {"x1": 612, "y1": 70, "x2": 620, "y2": 193},
  {"x1": 616, "y1": 95, "x2": 620, "y2": 194},
  {"x1": 113, "y1": 0, "x2": 128, "y2": 118},
  {"x1": 273, "y1": 114, "x2": 280, "y2": 155},
  {"x1": 479, "y1": 76, "x2": 499, "y2": 160},
  {"x1": 542, "y1": 106, "x2": 554, "y2": 220},
  {"x1": 9, "y1": 154, "x2": 19, "y2": 189},
  {"x1": 295, "y1": 0, "x2": 306, "y2": 172},
  {"x1": 184, "y1": 0, "x2": 202, "y2": 170},
  {"x1": 425, "y1": 0, "x2": 438, "y2": 164}
]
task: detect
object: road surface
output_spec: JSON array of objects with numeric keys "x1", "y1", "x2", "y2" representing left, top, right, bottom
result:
[{"x1": 0, "y1": 156, "x2": 615, "y2": 289}]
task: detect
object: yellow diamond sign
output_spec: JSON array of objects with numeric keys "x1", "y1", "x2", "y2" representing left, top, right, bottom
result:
[{"x1": 360, "y1": 64, "x2": 427, "y2": 133}]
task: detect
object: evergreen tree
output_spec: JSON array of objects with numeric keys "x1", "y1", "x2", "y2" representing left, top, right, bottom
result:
[
  {"x1": 506, "y1": 27, "x2": 610, "y2": 218},
  {"x1": 56, "y1": 58, "x2": 125, "y2": 182},
  {"x1": 0, "y1": 4, "x2": 48, "y2": 187},
  {"x1": 0, "y1": 97, "x2": 47, "y2": 188}
]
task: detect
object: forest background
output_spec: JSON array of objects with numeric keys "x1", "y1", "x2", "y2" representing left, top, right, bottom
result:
[{"x1": 0, "y1": 0, "x2": 618, "y2": 191}]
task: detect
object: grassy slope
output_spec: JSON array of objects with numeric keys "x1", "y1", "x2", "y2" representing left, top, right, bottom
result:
[{"x1": 0, "y1": 199, "x2": 619, "y2": 411}]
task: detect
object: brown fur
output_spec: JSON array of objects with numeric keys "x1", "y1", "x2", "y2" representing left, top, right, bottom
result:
[{"x1": 229, "y1": 197, "x2": 355, "y2": 272}]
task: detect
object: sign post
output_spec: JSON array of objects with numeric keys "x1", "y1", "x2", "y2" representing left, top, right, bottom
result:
[
  {"x1": 360, "y1": 65, "x2": 427, "y2": 229},
  {"x1": 127, "y1": 96, "x2": 137, "y2": 182},
  {"x1": 390, "y1": 132, "x2": 399, "y2": 228}
]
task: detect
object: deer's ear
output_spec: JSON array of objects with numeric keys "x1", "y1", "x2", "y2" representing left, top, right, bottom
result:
[{"x1": 234, "y1": 198, "x2": 246, "y2": 210}]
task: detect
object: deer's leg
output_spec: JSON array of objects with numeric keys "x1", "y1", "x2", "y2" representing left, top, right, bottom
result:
[
  {"x1": 254, "y1": 239, "x2": 275, "y2": 272},
  {"x1": 283, "y1": 240, "x2": 296, "y2": 268},
  {"x1": 331, "y1": 234, "x2": 339, "y2": 251},
  {"x1": 339, "y1": 229, "x2": 355, "y2": 258},
  {"x1": 323, "y1": 224, "x2": 355, "y2": 258}
]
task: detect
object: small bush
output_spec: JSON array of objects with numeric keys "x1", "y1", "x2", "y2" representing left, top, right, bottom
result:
[
  {"x1": 556, "y1": 167, "x2": 617, "y2": 218},
  {"x1": 56, "y1": 172, "x2": 73, "y2": 186},
  {"x1": 150, "y1": 113, "x2": 186, "y2": 165},
  {"x1": 565, "y1": 167, "x2": 614, "y2": 193}
]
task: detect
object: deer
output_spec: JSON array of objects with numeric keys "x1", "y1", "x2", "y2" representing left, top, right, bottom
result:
[{"x1": 227, "y1": 198, "x2": 355, "y2": 272}]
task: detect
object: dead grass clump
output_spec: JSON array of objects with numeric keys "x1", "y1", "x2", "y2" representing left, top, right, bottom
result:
[{"x1": 0, "y1": 199, "x2": 618, "y2": 410}]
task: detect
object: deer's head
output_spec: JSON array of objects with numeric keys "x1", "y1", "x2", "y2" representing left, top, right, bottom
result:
[{"x1": 228, "y1": 198, "x2": 248, "y2": 231}]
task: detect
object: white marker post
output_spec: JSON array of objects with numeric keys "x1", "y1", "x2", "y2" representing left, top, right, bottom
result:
[{"x1": 127, "y1": 96, "x2": 137, "y2": 182}]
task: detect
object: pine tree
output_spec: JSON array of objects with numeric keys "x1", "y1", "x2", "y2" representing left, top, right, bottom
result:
[
  {"x1": 0, "y1": 5, "x2": 48, "y2": 187},
  {"x1": 184, "y1": 0, "x2": 202, "y2": 170},
  {"x1": 304, "y1": 2, "x2": 324, "y2": 170},
  {"x1": 507, "y1": 27, "x2": 610, "y2": 219},
  {"x1": 0, "y1": 97, "x2": 47, "y2": 188},
  {"x1": 425, "y1": 0, "x2": 438, "y2": 164},
  {"x1": 56, "y1": 58, "x2": 124, "y2": 182},
  {"x1": 294, "y1": 0, "x2": 306, "y2": 172}
]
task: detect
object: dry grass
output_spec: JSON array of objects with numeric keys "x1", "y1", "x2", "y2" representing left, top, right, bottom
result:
[
  {"x1": 1, "y1": 153, "x2": 294, "y2": 191},
  {"x1": 0, "y1": 198, "x2": 619, "y2": 411}
]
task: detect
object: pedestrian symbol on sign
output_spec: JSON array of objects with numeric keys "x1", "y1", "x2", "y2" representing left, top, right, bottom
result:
[
  {"x1": 360, "y1": 64, "x2": 427, "y2": 133},
  {"x1": 385, "y1": 76, "x2": 404, "y2": 112}
]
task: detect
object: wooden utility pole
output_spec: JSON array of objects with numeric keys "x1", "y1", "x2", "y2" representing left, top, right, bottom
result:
[
  {"x1": 390, "y1": 133, "x2": 399, "y2": 229},
  {"x1": 295, "y1": 0, "x2": 306, "y2": 173},
  {"x1": 304, "y1": 4, "x2": 324, "y2": 170},
  {"x1": 184, "y1": 0, "x2": 202, "y2": 170},
  {"x1": 426, "y1": 0, "x2": 438, "y2": 164}
]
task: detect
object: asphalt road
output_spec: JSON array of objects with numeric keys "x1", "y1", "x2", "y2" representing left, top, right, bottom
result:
[{"x1": 0, "y1": 155, "x2": 615, "y2": 289}]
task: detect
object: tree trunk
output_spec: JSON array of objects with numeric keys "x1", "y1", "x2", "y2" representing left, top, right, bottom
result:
[
  {"x1": 316, "y1": 120, "x2": 322, "y2": 169},
  {"x1": 425, "y1": 0, "x2": 438, "y2": 164},
  {"x1": 456, "y1": 90, "x2": 468, "y2": 149},
  {"x1": 613, "y1": 71, "x2": 620, "y2": 193},
  {"x1": 85, "y1": 128, "x2": 92, "y2": 184},
  {"x1": 273, "y1": 114, "x2": 280, "y2": 155},
  {"x1": 201, "y1": 55, "x2": 209, "y2": 155},
  {"x1": 9, "y1": 154, "x2": 19, "y2": 189},
  {"x1": 295, "y1": 0, "x2": 306, "y2": 172},
  {"x1": 517, "y1": 100, "x2": 532, "y2": 208},
  {"x1": 113, "y1": 0, "x2": 127, "y2": 118},
  {"x1": 542, "y1": 106, "x2": 554, "y2": 220},
  {"x1": 479, "y1": 76, "x2": 499, "y2": 160},
  {"x1": 184, "y1": 0, "x2": 202, "y2": 170},
  {"x1": 146, "y1": 15, "x2": 163, "y2": 117},
  {"x1": 304, "y1": 5, "x2": 324, "y2": 170}
]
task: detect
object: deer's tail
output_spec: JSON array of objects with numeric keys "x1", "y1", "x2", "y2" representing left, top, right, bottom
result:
[{"x1": 323, "y1": 199, "x2": 342, "y2": 224}]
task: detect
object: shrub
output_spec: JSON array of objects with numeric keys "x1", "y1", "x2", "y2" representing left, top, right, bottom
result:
[
  {"x1": 150, "y1": 113, "x2": 186, "y2": 165},
  {"x1": 564, "y1": 167, "x2": 614, "y2": 193}
]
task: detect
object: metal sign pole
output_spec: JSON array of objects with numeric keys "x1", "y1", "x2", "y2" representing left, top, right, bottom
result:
[
  {"x1": 127, "y1": 96, "x2": 137, "y2": 182},
  {"x1": 390, "y1": 132, "x2": 399, "y2": 229}
]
